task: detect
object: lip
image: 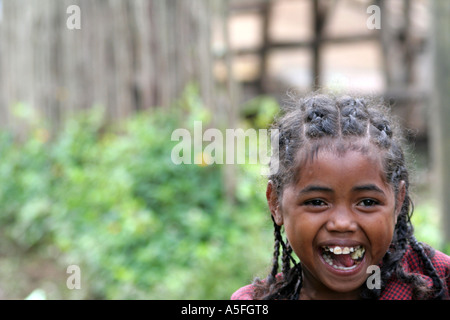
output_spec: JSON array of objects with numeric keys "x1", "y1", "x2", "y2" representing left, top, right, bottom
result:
[{"x1": 317, "y1": 239, "x2": 365, "y2": 248}]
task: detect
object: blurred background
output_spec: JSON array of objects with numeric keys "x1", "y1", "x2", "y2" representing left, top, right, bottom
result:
[{"x1": 0, "y1": 0, "x2": 448, "y2": 299}]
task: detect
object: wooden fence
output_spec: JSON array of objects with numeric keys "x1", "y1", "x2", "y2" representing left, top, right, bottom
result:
[{"x1": 0, "y1": 0, "x2": 227, "y2": 137}]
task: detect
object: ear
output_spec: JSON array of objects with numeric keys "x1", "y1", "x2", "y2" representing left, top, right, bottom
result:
[
  {"x1": 394, "y1": 180, "x2": 406, "y2": 224},
  {"x1": 266, "y1": 180, "x2": 283, "y2": 226}
]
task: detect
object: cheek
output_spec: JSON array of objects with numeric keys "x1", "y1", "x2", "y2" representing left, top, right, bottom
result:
[
  {"x1": 284, "y1": 214, "x2": 321, "y2": 259},
  {"x1": 364, "y1": 214, "x2": 396, "y2": 261}
]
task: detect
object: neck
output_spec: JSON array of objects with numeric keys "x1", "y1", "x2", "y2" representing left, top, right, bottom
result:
[{"x1": 299, "y1": 268, "x2": 362, "y2": 300}]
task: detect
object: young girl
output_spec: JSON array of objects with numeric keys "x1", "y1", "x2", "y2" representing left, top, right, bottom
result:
[{"x1": 231, "y1": 93, "x2": 450, "y2": 300}]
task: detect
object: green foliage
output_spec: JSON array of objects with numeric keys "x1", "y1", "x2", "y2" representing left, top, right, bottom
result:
[
  {"x1": 411, "y1": 201, "x2": 448, "y2": 252},
  {"x1": 0, "y1": 89, "x2": 273, "y2": 299},
  {"x1": 241, "y1": 95, "x2": 280, "y2": 129},
  {"x1": 2, "y1": 88, "x2": 446, "y2": 300}
]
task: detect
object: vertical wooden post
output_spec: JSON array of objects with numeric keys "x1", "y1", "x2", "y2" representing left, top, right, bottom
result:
[
  {"x1": 430, "y1": 0, "x2": 450, "y2": 248},
  {"x1": 377, "y1": 0, "x2": 393, "y2": 88},
  {"x1": 311, "y1": 0, "x2": 329, "y2": 90},
  {"x1": 312, "y1": 0, "x2": 321, "y2": 90},
  {"x1": 224, "y1": 0, "x2": 238, "y2": 204},
  {"x1": 402, "y1": 0, "x2": 414, "y2": 85},
  {"x1": 258, "y1": 0, "x2": 272, "y2": 94}
]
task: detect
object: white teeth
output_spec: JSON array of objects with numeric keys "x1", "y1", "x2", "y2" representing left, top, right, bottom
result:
[
  {"x1": 333, "y1": 264, "x2": 357, "y2": 271},
  {"x1": 321, "y1": 245, "x2": 366, "y2": 271},
  {"x1": 322, "y1": 245, "x2": 365, "y2": 257}
]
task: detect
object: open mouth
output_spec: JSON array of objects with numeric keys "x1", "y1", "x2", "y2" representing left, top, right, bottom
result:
[{"x1": 320, "y1": 245, "x2": 366, "y2": 271}]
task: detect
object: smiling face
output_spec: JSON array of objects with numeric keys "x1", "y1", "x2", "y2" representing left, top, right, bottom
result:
[{"x1": 268, "y1": 147, "x2": 405, "y2": 299}]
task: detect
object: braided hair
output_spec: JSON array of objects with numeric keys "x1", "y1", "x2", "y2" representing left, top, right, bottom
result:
[{"x1": 253, "y1": 92, "x2": 445, "y2": 300}]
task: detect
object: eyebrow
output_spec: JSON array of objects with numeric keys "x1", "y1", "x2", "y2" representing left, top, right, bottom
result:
[
  {"x1": 297, "y1": 185, "x2": 333, "y2": 196},
  {"x1": 296, "y1": 184, "x2": 385, "y2": 197},
  {"x1": 352, "y1": 184, "x2": 385, "y2": 194}
]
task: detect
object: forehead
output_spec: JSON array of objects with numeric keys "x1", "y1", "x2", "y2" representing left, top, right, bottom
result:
[{"x1": 293, "y1": 144, "x2": 389, "y2": 188}]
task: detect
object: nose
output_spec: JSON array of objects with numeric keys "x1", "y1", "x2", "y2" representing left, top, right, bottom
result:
[{"x1": 325, "y1": 206, "x2": 357, "y2": 233}]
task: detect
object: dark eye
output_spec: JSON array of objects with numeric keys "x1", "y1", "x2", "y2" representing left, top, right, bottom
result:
[
  {"x1": 304, "y1": 199, "x2": 327, "y2": 207},
  {"x1": 358, "y1": 199, "x2": 379, "y2": 207}
]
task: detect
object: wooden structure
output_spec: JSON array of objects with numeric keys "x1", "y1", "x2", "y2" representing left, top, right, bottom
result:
[
  {"x1": 0, "y1": 0, "x2": 431, "y2": 136},
  {"x1": 431, "y1": 0, "x2": 450, "y2": 246},
  {"x1": 0, "y1": 0, "x2": 222, "y2": 137},
  {"x1": 229, "y1": 0, "x2": 429, "y2": 104}
]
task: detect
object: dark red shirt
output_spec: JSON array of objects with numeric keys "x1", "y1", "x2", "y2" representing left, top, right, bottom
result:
[{"x1": 231, "y1": 246, "x2": 450, "y2": 300}]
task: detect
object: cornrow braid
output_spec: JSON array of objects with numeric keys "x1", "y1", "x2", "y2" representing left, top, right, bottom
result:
[
  {"x1": 281, "y1": 239, "x2": 292, "y2": 275},
  {"x1": 254, "y1": 218, "x2": 302, "y2": 300},
  {"x1": 267, "y1": 219, "x2": 281, "y2": 285},
  {"x1": 409, "y1": 238, "x2": 446, "y2": 299},
  {"x1": 339, "y1": 97, "x2": 369, "y2": 136},
  {"x1": 254, "y1": 92, "x2": 445, "y2": 300},
  {"x1": 303, "y1": 96, "x2": 339, "y2": 138}
]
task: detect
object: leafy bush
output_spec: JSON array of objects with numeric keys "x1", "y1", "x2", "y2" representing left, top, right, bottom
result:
[{"x1": 0, "y1": 89, "x2": 274, "y2": 299}]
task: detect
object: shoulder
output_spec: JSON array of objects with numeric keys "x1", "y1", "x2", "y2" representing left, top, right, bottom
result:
[
  {"x1": 231, "y1": 274, "x2": 285, "y2": 300},
  {"x1": 404, "y1": 244, "x2": 450, "y2": 279},
  {"x1": 428, "y1": 247, "x2": 450, "y2": 295},
  {"x1": 428, "y1": 248, "x2": 450, "y2": 276},
  {"x1": 230, "y1": 283, "x2": 255, "y2": 300},
  {"x1": 381, "y1": 244, "x2": 450, "y2": 300}
]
